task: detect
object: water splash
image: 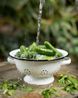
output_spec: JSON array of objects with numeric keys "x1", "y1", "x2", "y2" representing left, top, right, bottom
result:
[{"x1": 36, "y1": 0, "x2": 45, "y2": 44}]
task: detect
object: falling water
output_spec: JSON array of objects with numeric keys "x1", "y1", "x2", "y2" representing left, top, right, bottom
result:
[{"x1": 36, "y1": 0, "x2": 45, "y2": 44}]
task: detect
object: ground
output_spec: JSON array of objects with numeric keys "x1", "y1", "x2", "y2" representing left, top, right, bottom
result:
[{"x1": 0, "y1": 59, "x2": 78, "y2": 98}]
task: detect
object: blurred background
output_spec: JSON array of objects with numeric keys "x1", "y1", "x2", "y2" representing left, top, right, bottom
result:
[{"x1": 0, "y1": 0, "x2": 78, "y2": 61}]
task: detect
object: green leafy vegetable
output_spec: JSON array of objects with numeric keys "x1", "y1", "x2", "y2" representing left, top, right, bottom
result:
[
  {"x1": 44, "y1": 41, "x2": 56, "y2": 51},
  {"x1": 16, "y1": 41, "x2": 62, "y2": 60},
  {"x1": 42, "y1": 88, "x2": 57, "y2": 98},
  {"x1": 36, "y1": 55, "x2": 54, "y2": 60},
  {"x1": 44, "y1": 41, "x2": 62, "y2": 57},
  {"x1": 20, "y1": 45, "x2": 28, "y2": 53},
  {"x1": 0, "y1": 80, "x2": 19, "y2": 96},
  {"x1": 36, "y1": 47, "x2": 55, "y2": 56},
  {"x1": 29, "y1": 42, "x2": 37, "y2": 51},
  {"x1": 58, "y1": 74, "x2": 78, "y2": 94},
  {"x1": 0, "y1": 80, "x2": 33, "y2": 96}
]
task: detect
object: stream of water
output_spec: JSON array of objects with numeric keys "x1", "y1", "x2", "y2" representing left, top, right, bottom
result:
[{"x1": 36, "y1": 0, "x2": 45, "y2": 44}]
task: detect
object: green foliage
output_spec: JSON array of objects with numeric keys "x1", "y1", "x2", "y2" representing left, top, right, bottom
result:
[
  {"x1": 0, "y1": 0, "x2": 28, "y2": 10},
  {"x1": 0, "y1": 0, "x2": 78, "y2": 59}
]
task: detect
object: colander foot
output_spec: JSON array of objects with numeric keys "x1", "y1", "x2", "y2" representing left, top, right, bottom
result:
[{"x1": 24, "y1": 75, "x2": 54, "y2": 86}]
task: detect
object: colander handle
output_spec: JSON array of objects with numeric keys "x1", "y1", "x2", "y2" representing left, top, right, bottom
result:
[
  {"x1": 7, "y1": 56, "x2": 15, "y2": 64},
  {"x1": 61, "y1": 57, "x2": 71, "y2": 65}
]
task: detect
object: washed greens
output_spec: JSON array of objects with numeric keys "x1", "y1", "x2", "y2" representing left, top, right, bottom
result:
[
  {"x1": 0, "y1": 74, "x2": 78, "y2": 96},
  {"x1": 42, "y1": 74, "x2": 78, "y2": 98},
  {"x1": 0, "y1": 80, "x2": 33, "y2": 96},
  {"x1": 58, "y1": 74, "x2": 78, "y2": 94},
  {"x1": 16, "y1": 41, "x2": 62, "y2": 60},
  {"x1": 42, "y1": 88, "x2": 58, "y2": 98}
]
